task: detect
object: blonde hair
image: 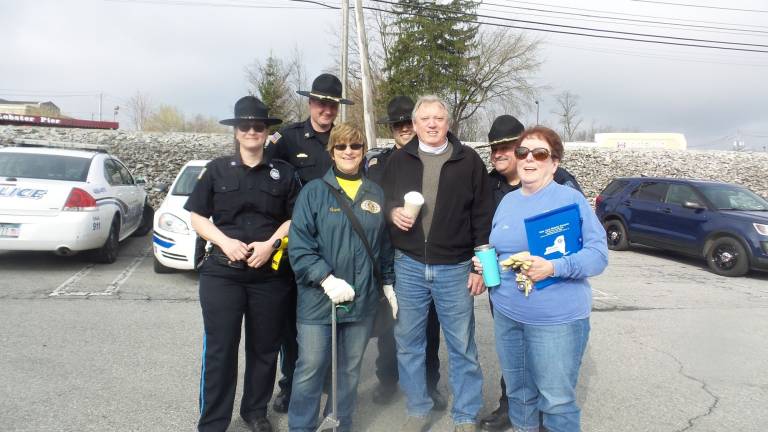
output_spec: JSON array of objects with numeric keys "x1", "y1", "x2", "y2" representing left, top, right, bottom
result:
[{"x1": 327, "y1": 123, "x2": 367, "y2": 155}]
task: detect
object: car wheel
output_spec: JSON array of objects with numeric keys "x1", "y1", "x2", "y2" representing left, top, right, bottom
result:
[
  {"x1": 604, "y1": 220, "x2": 629, "y2": 251},
  {"x1": 92, "y1": 217, "x2": 120, "y2": 264},
  {"x1": 153, "y1": 255, "x2": 175, "y2": 274},
  {"x1": 132, "y1": 203, "x2": 154, "y2": 237},
  {"x1": 706, "y1": 236, "x2": 749, "y2": 277}
]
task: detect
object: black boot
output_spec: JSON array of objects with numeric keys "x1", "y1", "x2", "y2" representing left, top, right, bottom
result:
[
  {"x1": 271, "y1": 390, "x2": 290, "y2": 414},
  {"x1": 479, "y1": 402, "x2": 510, "y2": 431}
]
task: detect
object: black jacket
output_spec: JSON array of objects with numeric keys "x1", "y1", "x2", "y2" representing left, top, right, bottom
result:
[
  {"x1": 382, "y1": 133, "x2": 494, "y2": 264},
  {"x1": 267, "y1": 118, "x2": 333, "y2": 185},
  {"x1": 364, "y1": 145, "x2": 395, "y2": 185},
  {"x1": 489, "y1": 167, "x2": 583, "y2": 208}
]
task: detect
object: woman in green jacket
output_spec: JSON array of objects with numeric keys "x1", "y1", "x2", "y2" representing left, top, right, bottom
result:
[{"x1": 287, "y1": 123, "x2": 395, "y2": 432}]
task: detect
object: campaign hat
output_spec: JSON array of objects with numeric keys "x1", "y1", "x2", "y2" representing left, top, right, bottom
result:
[
  {"x1": 477, "y1": 115, "x2": 525, "y2": 148},
  {"x1": 219, "y1": 96, "x2": 282, "y2": 126},
  {"x1": 377, "y1": 96, "x2": 415, "y2": 124},
  {"x1": 296, "y1": 73, "x2": 354, "y2": 105}
]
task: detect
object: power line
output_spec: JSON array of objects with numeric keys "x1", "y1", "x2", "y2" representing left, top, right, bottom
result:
[
  {"x1": 631, "y1": 0, "x2": 768, "y2": 13},
  {"x1": 369, "y1": 0, "x2": 768, "y2": 49},
  {"x1": 105, "y1": 0, "x2": 328, "y2": 9},
  {"x1": 106, "y1": 0, "x2": 768, "y2": 53},
  {"x1": 547, "y1": 40, "x2": 768, "y2": 67},
  {"x1": 505, "y1": 0, "x2": 768, "y2": 29},
  {"x1": 477, "y1": 1, "x2": 768, "y2": 36}
]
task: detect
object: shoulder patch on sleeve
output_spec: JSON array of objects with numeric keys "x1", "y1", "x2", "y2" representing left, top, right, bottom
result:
[{"x1": 268, "y1": 131, "x2": 282, "y2": 145}]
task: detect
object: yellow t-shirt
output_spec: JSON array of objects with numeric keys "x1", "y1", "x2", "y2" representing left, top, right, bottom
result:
[{"x1": 336, "y1": 177, "x2": 362, "y2": 201}]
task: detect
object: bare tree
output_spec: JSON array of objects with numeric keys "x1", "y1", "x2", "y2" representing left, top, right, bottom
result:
[
  {"x1": 553, "y1": 90, "x2": 583, "y2": 141},
  {"x1": 449, "y1": 28, "x2": 541, "y2": 137},
  {"x1": 285, "y1": 46, "x2": 309, "y2": 122},
  {"x1": 126, "y1": 91, "x2": 153, "y2": 131}
]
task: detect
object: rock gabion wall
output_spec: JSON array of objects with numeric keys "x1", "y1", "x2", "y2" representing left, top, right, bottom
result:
[
  {"x1": 0, "y1": 126, "x2": 233, "y2": 208},
  {"x1": 2, "y1": 126, "x2": 767, "y2": 208}
]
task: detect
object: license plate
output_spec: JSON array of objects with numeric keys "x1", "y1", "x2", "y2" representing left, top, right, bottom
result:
[{"x1": 0, "y1": 223, "x2": 20, "y2": 238}]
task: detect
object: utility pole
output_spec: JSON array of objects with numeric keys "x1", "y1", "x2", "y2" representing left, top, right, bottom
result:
[
  {"x1": 99, "y1": 93, "x2": 103, "y2": 121},
  {"x1": 340, "y1": 0, "x2": 349, "y2": 122},
  {"x1": 354, "y1": 0, "x2": 376, "y2": 148},
  {"x1": 535, "y1": 100, "x2": 539, "y2": 125}
]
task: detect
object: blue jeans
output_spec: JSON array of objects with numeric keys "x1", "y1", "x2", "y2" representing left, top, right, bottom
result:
[
  {"x1": 494, "y1": 312, "x2": 590, "y2": 432},
  {"x1": 288, "y1": 314, "x2": 374, "y2": 432},
  {"x1": 393, "y1": 250, "x2": 483, "y2": 424}
]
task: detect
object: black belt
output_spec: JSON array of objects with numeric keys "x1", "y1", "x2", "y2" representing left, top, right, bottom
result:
[{"x1": 208, "y1": 245, "x2": 249, "y2": 270}]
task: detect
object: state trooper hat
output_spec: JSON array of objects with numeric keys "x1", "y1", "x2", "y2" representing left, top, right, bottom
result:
[
  {"x1": 297, "y1": 73, "x2": 354, "y2": 105},
  {"x1": 219, "y1": 96, "x2": 282, "y2": 126},
  {"x1": 377, "y1": 95, "x2": 415, "y2": 124},
  {"x1": 477, "y1": 115, "x2": 525, "y2": 148}
]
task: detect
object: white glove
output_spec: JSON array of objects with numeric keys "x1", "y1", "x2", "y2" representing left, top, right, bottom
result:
[
  {"x1": 321, "y1": 274, "x2": 355, "y2": 304},
  {"x1": 383, "y1": 284, "x2": 398, "y2": 319}
]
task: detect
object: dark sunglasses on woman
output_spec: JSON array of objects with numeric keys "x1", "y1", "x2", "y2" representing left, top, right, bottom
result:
[
  {"x1": 333, "y1": 143, "x2": 364, "y2": 151},
  {"x1": 514, "y1": 147, "x2": 551, "y2": 161},
  {"x1": 236, "y1": 121, "x2": 267, "y2": 133}
]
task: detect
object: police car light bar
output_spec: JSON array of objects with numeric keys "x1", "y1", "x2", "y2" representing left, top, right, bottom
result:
[{"x1": 8, "y1": 138, "x2": 109, "y2": 153}]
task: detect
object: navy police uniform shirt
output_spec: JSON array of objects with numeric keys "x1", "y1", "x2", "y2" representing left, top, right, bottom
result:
[
  {"x1": 184, "y1": 152, "x2": 300, "y2": 244},
  {"x1": 267, "y1": 118, "x2": 333, "y2": 185},
  {"x1": 364, "y1": 146, "x2": 395, "y2": 186}
]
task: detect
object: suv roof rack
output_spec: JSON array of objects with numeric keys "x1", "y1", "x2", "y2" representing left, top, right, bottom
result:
[{"x1": 5, "y1": 138, "x2": 110, "y2": 153}]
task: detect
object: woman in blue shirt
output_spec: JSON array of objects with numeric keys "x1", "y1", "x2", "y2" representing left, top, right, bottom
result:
[{"x1": 474, "y1": 126, "x2": 608, "y2": 432}]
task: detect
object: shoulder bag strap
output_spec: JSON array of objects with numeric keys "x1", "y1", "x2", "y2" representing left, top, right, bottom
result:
[{"x1": 324, "y1": 181, "x2": 383, "y2": 286}]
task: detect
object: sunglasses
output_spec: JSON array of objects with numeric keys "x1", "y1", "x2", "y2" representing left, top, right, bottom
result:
[
  {"x1": 236, "y1": 122, "x2": 267, "y2": 133},
  {"x1": 333, "y1": 143, "x2": 364, "y2": 151},
  {"x1": 514, "y1": 147, "x2": 551, "y2": 161},
  {"x1": 391, "y1": 121, "x2": 412, "y2": 130}
]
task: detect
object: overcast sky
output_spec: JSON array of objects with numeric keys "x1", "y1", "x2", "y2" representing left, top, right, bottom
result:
[{"x1": 1, "y1": 0, "x2": 767, "y2": 150}]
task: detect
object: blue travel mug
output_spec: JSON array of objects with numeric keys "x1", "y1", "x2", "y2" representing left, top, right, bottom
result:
[{"x1": 474, "y1": 244, "x2": 501, "y2": 288}]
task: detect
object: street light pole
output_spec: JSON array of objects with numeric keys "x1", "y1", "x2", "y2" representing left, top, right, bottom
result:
[{"x1": 535, "y1": 100, "x2": 539, "y2": 125}]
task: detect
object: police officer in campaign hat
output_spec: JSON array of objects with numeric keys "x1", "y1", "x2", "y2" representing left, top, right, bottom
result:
[
  {"x1": 477, "y1": 114, "x2": 582, "y2": 432},
  {"x1": 267, "y1": 72, "x2": 354, "y2": 413},
  {"x1": 185, "y1": 95, "x2": 300, "y2": 432},
  {"x1": 364, "y1": 95, "x2": 447, "y2": 410}
]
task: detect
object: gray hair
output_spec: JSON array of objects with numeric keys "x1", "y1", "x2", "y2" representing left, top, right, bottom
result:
[{"x1": 412, "y1": 95, "x2": 452, "y2": 123}]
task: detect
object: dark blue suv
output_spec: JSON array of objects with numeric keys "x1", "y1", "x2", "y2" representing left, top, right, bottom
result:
[{"x1": 595, "y1": 177, "x2": 768, "y2": 277}]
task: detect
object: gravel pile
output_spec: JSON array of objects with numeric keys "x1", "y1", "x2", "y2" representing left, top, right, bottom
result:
[{"x1": 2, "y1": 126, "x2": 767, "y2": 208}]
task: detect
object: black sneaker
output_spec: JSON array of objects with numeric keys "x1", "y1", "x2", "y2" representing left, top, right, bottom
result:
[{"x1": 272, "y1": 390, "x2": 290, "y2": 414}]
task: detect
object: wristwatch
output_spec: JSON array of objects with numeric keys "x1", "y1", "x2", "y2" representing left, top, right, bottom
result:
[{"x1": 272, "y1": 238, "x2": 282, "y2": 249}]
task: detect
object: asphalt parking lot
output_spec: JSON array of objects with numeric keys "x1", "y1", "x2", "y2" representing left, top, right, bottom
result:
[{"x1": 1, "y1": 234, "x2": 767, "y2": 432}]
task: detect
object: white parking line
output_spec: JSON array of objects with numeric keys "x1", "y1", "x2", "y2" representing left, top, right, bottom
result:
[
  {"x1": 103, "y1": 248, "x2": 151, "y2": 295},
  {"x1": 49, "y1": 265, "x2": 95, "y2": 297},
  {"x1": 49, "y1": 247, "x2": 151, "y2": 297}
]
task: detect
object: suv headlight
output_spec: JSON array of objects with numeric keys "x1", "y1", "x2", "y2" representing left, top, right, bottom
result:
[
  {"x1": 158, "y1": 213, "x2": 189, "y2": 234},
  {"x1": 754, "y1": 223, "x2": 768, "y2": 236}
]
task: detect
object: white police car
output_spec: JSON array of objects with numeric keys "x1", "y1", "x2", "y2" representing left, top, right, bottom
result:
[
  {"x1": 152, "y1": 160, "x2": 209, "y2": 273},
  {"x1": 0, "y1": 139, "x2": 152, "y2": 263}
]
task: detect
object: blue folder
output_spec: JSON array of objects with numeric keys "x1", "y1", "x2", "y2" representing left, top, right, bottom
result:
[{"x1": 524, "y1": 203, "x2": 583, "y2": 289}]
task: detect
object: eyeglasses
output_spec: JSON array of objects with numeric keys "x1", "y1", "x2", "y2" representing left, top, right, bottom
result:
[
  {"x1": 236, "y1": 122, "x2": 267, "y2": 133},
  {"x1": 514, "y1": 147, "x2": 551, "y2": 161},
  {"x1": 333, "y1": 143, "x2": 364, "y2": 151}
]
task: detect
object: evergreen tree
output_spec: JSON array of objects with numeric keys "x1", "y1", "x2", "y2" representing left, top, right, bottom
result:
[{"x1": 384, "y1": 0, "x2": 479, "y2": 106}]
